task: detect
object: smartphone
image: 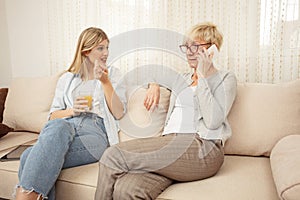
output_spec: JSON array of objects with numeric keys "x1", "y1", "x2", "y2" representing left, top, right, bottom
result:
[{"x1": 207, "y1": 44, "x2": 219, "y2": 59}]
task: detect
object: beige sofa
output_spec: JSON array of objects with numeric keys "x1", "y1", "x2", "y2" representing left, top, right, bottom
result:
[{"x1": 0, "y1": 72, "x2": 300, "y2": 200}]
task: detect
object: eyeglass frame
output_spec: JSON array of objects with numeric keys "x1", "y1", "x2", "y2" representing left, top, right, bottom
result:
[{"x1": 179, "y1": 43, "x2": 212, "y2": 54}]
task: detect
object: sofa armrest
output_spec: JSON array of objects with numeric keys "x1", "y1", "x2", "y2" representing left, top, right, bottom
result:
[{"x1": 270, "y1": 135, "x2": 300, "y2": 200}]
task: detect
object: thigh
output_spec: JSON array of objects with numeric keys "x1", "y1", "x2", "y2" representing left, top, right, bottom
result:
[
  {"x1": 67, "y1": 115, "x2": 108, "y2": 167},
  {"x1": 63, "y1": 133, "x2": 108, "y2": 169},
  {"x1": 104, "y1": 134, "x2": 223, "y2": 182},
  {"x1": 155, "y1": 138, "x2": 224, "y2": 181},
  {"x1": 102, "y1": 134, "x2": 195, "y2": 174}
]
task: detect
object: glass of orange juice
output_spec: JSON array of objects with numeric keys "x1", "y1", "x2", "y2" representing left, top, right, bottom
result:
[{"x1": 79, "y1": 91, "x2": 93, "y2": 111}]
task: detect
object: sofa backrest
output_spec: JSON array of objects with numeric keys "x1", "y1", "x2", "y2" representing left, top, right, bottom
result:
[
  {"x1": 3, "y1": 73, "x2": 62, "y2": 132},
  {"x1": 225, "y1": 80, "x2": 300, "y2": 156},
  {"x1": 119, "y1": 79, "x2": 300, "y2": 157},
  {"x1": 2, "y1": 72, "x2": 300, "y2": 157},
  {"x1": 118, "y1": 87, "x2": 170, "y2": 141}
]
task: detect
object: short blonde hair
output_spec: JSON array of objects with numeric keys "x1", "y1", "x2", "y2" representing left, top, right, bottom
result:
[{"x1": 185, "y1": 22, "x2": 223, "y2": 50}]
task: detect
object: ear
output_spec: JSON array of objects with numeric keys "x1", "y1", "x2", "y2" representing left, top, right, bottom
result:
[{"x1": 82, "y1": 50, "x2": 90, "y2": 57}]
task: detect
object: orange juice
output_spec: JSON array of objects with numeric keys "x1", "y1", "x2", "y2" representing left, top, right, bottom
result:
[{"x1": 83, "y1": 95, "x2": 93, "y2": 110}]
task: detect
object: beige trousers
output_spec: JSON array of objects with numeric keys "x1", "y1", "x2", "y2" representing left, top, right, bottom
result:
[{"x1": 95, "y1": 133, "x2": 224, "y2": 200}]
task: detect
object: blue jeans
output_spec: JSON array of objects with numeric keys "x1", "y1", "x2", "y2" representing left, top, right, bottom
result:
[{"x1": 17, "y1": 113, "x2": 108, "y2": 200}]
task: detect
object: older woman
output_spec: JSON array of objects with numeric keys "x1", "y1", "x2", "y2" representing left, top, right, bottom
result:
[{"x1": 95, "y1": 22, "x2": 237, "y2": 200}]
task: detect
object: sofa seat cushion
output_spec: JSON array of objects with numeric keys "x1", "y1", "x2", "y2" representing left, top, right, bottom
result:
[
  {"x1": 56, "y1": 163, "x2": 98, "y2": 200},
  {"x1": 0, "y1": 132, "x2": 38, "y2": 154},
  {"x1": 158, "y1": 156, "x2": 279, "y2": 200},
  {"x1": 0, "y1": 160, "x2": 99, "y2": 200},
  {"x1": 0, "y1": 160, "x2": 19, "y2": 198},
  {"x1": 270, "y1": 135, "x2": 300, "y2": 200},
  {"x1": 0, "y1": 156, "x2": 279, "y2": 200}
]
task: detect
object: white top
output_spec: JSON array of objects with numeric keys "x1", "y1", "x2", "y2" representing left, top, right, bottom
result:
[
  {"x1": 49, "y1": 66, "x2": 127, "y2": 146},
  {"x1": 73, "y1": 80, "x2": 103, "y2": 118},
  {"x1": 163, "y1": 86, "x2": 197, "y2": 135}
]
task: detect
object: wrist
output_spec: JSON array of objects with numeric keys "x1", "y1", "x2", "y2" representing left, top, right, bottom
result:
[
  {"x1": 148, "y1": 83, "x2": 159, "y2": 88},
  {"x1": 101, "y1": 80, "x2": 112, "y2": 87}
]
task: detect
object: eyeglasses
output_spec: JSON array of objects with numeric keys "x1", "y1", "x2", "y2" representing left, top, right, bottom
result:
[{"x1": 179, "y1": 43, "x2": 211, "y2": 54}]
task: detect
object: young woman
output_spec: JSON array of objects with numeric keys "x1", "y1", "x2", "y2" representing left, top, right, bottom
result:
[
  {"x1": 95, "y1": 22, "x2": 237, "y2": 200},
  {"x1": 15, "y1": 27, "x2": 126, "y2": 200}
]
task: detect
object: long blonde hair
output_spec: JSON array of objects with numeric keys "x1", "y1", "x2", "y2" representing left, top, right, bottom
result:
[{"x1": 67, "y1": 27, "x2": 109, "y2": 79}]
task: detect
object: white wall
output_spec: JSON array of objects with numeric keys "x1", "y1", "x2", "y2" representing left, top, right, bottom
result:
[
  {"x1": 0, "y1": 0, "x2": 12, "y2": 87},
  {"x1": 0, "y1": 0, "x2": 50, "y2": 87}
]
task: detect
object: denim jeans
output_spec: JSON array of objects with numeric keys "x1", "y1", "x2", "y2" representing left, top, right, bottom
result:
[{"x1": 17, "y1": 113, "x2": 108, "y2": 200}]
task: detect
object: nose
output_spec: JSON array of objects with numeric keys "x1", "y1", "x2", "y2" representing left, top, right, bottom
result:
[
  {"x1": 186, "y1": 47, "x2": 194, "y2": 56},
  {"x1": 186, "y1": 47, "x2": 195, "y2": 56},
  {"x1": 103, "y1": 48, "x2": 109, "y2": 56}
]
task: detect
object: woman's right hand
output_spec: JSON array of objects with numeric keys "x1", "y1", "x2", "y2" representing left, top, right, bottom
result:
[
  {"x1": 72, "y1": 96, "x2": 89, "y2": 116},
  {"x1": 94, "y1": 59, "x2": 109, "y2": 84}
]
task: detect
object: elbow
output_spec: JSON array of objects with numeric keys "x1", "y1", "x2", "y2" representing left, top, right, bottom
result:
[
  {"x1": 114, "y1": 112, "x2": 124, "y2": 120},
  {"x1": 203, "y1": 117, "x2": 224, "y2": 130},
  {"x1": 113, "y1": 107, "x2": 125, "y2": 120}
]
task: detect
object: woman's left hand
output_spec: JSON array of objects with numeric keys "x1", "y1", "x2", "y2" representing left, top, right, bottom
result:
[
  {"x1": 196, "y1": 48, "x2": 214, "y2": 78},
  {"x1": 94, "y1": 59, "x2": 109, "y2": 84},
  {"x1": 144, "y1": 83, "x2": 160, "y2": 111}
]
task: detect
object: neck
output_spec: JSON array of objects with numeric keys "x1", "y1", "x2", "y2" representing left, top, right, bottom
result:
[
  {"x1": 191, "y1": 69, "x2": 198, "y2": 86},
  {"x1": 86, "y1": 60, "x2": 94, "y2": 80}
]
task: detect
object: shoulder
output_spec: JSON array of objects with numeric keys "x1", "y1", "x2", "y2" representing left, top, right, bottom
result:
[
  {"x1": 56, "y1": 71, "x2": 78, "y2": 87},
  {"x1": 218, "y1": 70, "x2": 237, "y2": 82},
  {"x1": 59, "y1": 71, "x2": 74, "y2": 79}
]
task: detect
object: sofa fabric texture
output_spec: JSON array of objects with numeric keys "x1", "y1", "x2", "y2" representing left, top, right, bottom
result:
[
  {"x1": 225, "y1": 80, "x2": 300, "y2": 156},
  {"x1": 271, "y1": 135, "x2": 300, "y2": 200},
  {"x1": 3, "y1": 73, "x2": 62, "y2": 133},
  {"x1": 0, "y1": 73, "x2": 300, "y2": 200}
]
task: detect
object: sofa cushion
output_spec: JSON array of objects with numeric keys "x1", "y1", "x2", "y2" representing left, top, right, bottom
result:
[
  {"x1": 0, "y1": 132, "x2": 38, "y2": 155},
  {"x1": 3, "y1": 73, "x2": 62, "y2": 133},
  {"x1": 0, "y1": 123, "x2": 13, "y2": 138},
  {"x1": 0, "y1": 88, "x2": 8, "y2": 123},
  {"x1": 118, "y1": 87, "x2": 170, "y2": 142},
  {"x1": 225, "y1": 80, "x2": 300, "y2": 156},
  {"x1": 158, "y1": 156, "x2": 278, "y2": 200},
  {"x1": 0, "y1": 156, "x2": 278, "y2": 200},
  {"x1": 270, "y1": 135, "x2": 300, "y2": 200},
  {"x1": 0, "y1": 160, "x2": 98, "y2": 200}
]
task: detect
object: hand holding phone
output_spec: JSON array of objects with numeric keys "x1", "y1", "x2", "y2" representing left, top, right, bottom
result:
[{"x1": 206, "y1": 44, "x2": 219, "y2": 59}]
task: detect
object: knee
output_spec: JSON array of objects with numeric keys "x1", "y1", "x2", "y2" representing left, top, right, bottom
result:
[
  {"x1": 100, "y1": 145, "x2": 120, "y2": 162},
  {"x1": 100, "y1": 145, "x2": 127, "y2": 171}
]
